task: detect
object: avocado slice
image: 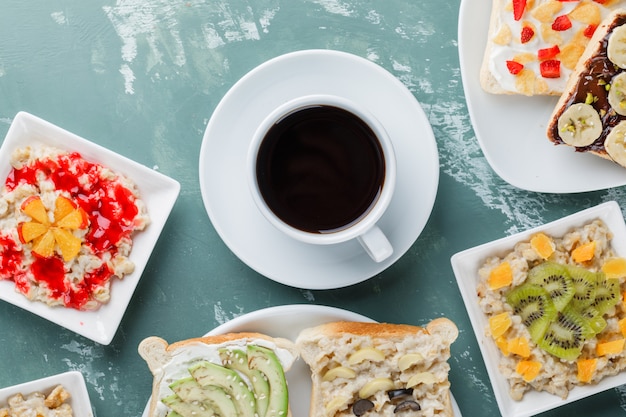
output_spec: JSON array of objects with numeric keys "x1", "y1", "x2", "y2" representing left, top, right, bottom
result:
[
  {"x1": 190, "y1": 361, "x2": 257, "y2": 417},
  {"x1": 247, "y1": 345, "x2": 289, "y2": 417},
  {"x1": 161, "y1": 393, "x2": 215, "y2": 417},
  {"x1": 220, "y1": 348, "x2": 271, "y2": 417},
  {"x1": 169, "y1": 376, "x2": 237, "y2": 417}
]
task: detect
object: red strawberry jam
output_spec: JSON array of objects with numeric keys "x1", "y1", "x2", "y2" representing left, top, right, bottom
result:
[{"x1": 1, "y1": 148, "x2": 147, "y2": 310}]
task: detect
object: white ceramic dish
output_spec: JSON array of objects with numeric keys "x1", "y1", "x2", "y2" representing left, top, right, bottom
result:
[
  {"x1": 142, "y1": 304, "x2": 461, "y2": 417},
  {"x1": 0, "y1": 371, "x2": 93, "y2": 416},
  {"x1": 199, "y1": 49, "x2": 439, "y2": 289},
  {"x1": 0, "y1": 112, "x2": 180, "y2": 345},
  {"x1": 450, "y1": 201, "x2": 626, "y2": 417},
  {"x1": 458, "y1": 0, "x2": 626, "y2": 193}
]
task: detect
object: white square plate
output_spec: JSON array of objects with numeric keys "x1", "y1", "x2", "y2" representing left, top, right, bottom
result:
[
  {"x1": 451, "y1": 201, "x2": 626, "y2": 417},
  {"x1": 0, "y1": 371, "x2": 93, "y2": 416},
  {"x1": 0, "y1": 111, "x2": 180, "y2": 345}
]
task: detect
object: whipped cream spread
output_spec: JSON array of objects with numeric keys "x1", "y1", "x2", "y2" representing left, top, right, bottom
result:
[
  {"x1": 486, "y1": 0, "x2": 623, "y2": 95},
  {"x1": 154, "y1": 339, "x2": 296, "y2": 417}
]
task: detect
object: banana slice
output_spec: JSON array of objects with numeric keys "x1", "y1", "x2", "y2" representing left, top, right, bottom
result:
[
  {"x1": 609, "y1": 72, "x2": 626, "y2": 116},
  {"x1": 605, "y1": 120, "x2": 626, "y2": 167},
  {"x1": 557, "y1": 103, "x2": 603, "y2": 147},
  {"x1": 608, "y1": 25, "x2": 626, "y2": 69}
]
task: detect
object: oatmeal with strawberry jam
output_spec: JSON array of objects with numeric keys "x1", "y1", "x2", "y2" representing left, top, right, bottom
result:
[
  {"x1": 478, "y1": 220, "x2": 626, "y2": 400},
  {"x1": 0, "y1": 146, "x2": 149, "y2": 310}
]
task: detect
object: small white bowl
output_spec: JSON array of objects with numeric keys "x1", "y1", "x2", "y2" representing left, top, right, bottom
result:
[
  {"x1": 0, "y1": 371, "x2": 93, "y2": 416},
  {"x1": 0, "y1": 112, "x2": 180, "y2": 344},
  {"x1": 451, "y1": 201, "x2": 626, "y2": 417}
]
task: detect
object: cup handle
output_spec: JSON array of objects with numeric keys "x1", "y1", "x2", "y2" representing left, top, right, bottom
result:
[{"x1": 357, "y1": 225, "x2": 393, "y2": 263}]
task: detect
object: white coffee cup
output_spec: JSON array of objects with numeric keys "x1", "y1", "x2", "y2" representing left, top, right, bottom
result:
[{"x1": 247, "y1": 94, "x2": 396, "y2": 263}]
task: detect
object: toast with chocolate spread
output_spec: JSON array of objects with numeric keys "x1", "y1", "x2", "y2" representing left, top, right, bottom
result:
[{"x1": 546, "y1": 9, "x2": 626, "y2": 168}]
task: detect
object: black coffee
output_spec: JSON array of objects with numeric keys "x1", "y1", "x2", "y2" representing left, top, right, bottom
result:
[{"x1": 256, "y1": 105, "x2": 385, "y2": 234}]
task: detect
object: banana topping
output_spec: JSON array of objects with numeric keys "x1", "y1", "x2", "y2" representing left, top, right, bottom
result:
[
  {"x1": 608, "y1": 25, "x2": 626, "y2": 69},
  {"x1": 322, "y1": 366, "x2": 357, "y2": 381},
  {"x1": 609, "y1": 72, "x2": 626, "y2": 116},
  {"x1": 358, "y1": 378, "x2": 395, "y2": 399},
  {"x1": 557, "y1": 103, "x2": 602, "y2": 147},
  {"x1": 605, "y1": 120, "x2": 626, "y2": 168},
  {"x1": 348, "y1": 347, "x2": 385, "y2": 365}
]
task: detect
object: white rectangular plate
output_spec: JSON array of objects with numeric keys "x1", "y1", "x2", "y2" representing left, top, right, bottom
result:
[
  {"x1": 0, "y1": 111, "x2": 180, "y2": 344},
  {"x1": 0, "y1": 371, "x2": 93, "y2": 416},
  {"x1": 451, "y1": 201, "x2": 626, "y2": 417},
  {"x1": 458, "y1": 0, "x2": 626, "y2": 193}
]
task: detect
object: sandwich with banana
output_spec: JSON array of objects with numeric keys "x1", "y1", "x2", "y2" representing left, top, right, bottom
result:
[
  {"x1": 546, "y1": 9, "x2": 626, "y2": 168},
  {"x1": 295, "y1": 319, "x2": 458, "y2": 417},
  {"x1": 139, "y1": 333, "x2": 299, "y2": 417}
]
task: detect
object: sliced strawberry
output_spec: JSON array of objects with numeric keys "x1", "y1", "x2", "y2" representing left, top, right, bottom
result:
[
  {"x1": 540, "y1": 60, "x2": 561, "y2": 78},
  {"x1": 552, "y1": 15, "x2": 572, "y2": 31},
  {"x1": 521, "y1": 26, "x2": 535, "y2": 43},
  {"x1": 538, "y1": 45, "x2": 560, "y2": 60},
  {"x1": 506, "y1": 60, "x2": 524, "y2": 75},
  {"x1": 593, "y1": 0, "x2": 608, "y2": 4},
  {"x1": 584, "y1": 24, "x2": 598, "y2": 38},
  {"x1": 512, "y1": 0, "x2": 527, "y2": 21}
]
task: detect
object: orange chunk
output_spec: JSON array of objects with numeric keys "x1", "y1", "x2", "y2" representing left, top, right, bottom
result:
[
  {"x1": 495, "y1": 336, "x2": 510, "y2": 356},
  {"x1": 56, "y1": 207, "x2": 88, "y2": 229},
  {"x1": 507, "y1": 337, "x2": 531, "y2": 358},
  {"x1": 488, "y1": 262, "x2": 513, "y2": 290},
  {"x1": 489, "y1": 312, "x2": 512, "y2": 339},
  {"x1": 51, "y1": 228, "x2": 82, "y2": 261},
  {"x1": 530, "y1": 233, "x2": 554, "y2": 259},
  {"x1": 576, "y1": 358, "x2": 597, "y2": 383},
  {"x1": 572, "y1": 241, "x2": 596, "y2": 263},
  {"x1": 54, "y1": 196, "x2": 76, "y2": 222},
  {"x1": 619, "y1": 318, "x2": 626, "y2": 338},
  {"x1": 17, "y1": 221, "x2": 48, "y2": 243},
  {"x1": 21, "y1": 196, "x2": 49, "y2": 225},
  {"x1": 31, "y1": 230, "x2": 55, "y2": 258},
  {"x1": 602, "y1": 258, "x2": 626, "y2": 279},
  {"x1": 516, "y1": 360, "x2": 542, "y2": 382},
  {"x1": 596, "y1": 338, "x2": 625, "y2": 356}
]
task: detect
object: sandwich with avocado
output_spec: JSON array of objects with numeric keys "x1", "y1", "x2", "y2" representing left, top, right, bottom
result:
[{"x1": 139, "y1": 332, "x2": 299, "y2": 417}]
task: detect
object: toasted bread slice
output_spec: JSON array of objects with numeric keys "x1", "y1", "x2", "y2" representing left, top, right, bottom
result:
[
  {"x1": 139, "y1": 332, "x2": 299, "y2": 417},
  {"x1": 480, "y1": 0, "x2": 620, "y2": 96},
  {"x1": 295, "y1": 319, "x2": 458, "y2": 417},
  {"x1": 546, "y1": 9, "x2": 626, "y2": 167}
]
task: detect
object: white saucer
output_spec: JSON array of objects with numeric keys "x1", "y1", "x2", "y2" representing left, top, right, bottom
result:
[
  {"x1": 199, "y1": 50, "x2": 439, "y2": 289},
  {"x1": 141, "y1": 304, "x2": 462, "y2": 417}
]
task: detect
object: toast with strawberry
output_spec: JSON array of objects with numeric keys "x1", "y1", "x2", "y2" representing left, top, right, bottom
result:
[{"x1": 480, "y1": 0, "x2": 624, "y2": 96}]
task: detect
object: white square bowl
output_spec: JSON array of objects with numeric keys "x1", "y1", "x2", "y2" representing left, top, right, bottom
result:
[
  {"x1": 451, "y1": 201, "x2": 626, "y2": 417},
  {"x1": 0, "y1": 371, "x2": 93, "y2": 416},
  {"x1": 0, "y1": 111, "x2": 180, "y2": 345}
]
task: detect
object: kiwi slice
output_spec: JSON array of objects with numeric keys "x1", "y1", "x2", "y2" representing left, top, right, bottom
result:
[
  {"x1": 527, "y1": 262, "x2": 575, "y2": 311},
  {"x1": 506, "y1": 284, "x2": 558, "y2": 343},
  {"x1": 590, "y1": 274, "x2": 621, "y2": 314},
  {"x1": 537, "y1": 305, "x2": 595, "y2": 361},
  {"x1": 578, "y1": 306, "x2": 607, "y2": 335},
  {"x1": 566, "y1": 265, "x2": 598, "y2": 310}
]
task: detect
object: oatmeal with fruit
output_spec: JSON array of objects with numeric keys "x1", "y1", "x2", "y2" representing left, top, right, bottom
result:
[
  {"x1": 0, "y1": 145, "x2": 149, "y2": 310},
  {"x1": 0, "y1": 385, "x2": 73, "y2": 417},
  {"x1": 477, "y1": 219, "x2": 626, "y2": 400}
]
